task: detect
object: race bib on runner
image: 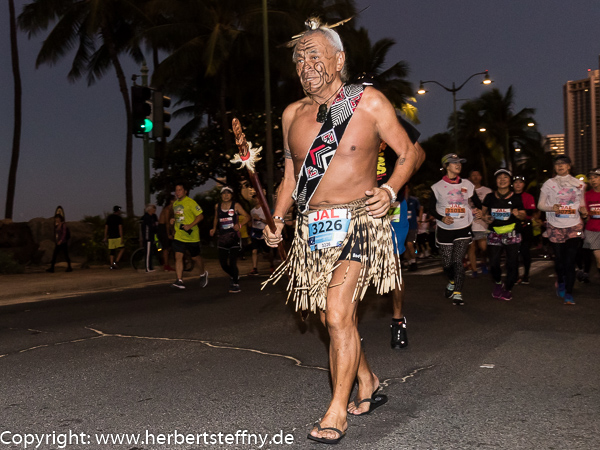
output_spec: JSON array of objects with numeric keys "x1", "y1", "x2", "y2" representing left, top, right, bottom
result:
[
  {"x1": 388, "y1": 206, "x2": 400, "y2": 223},
  {"x1": 491, "y1": 208, "x2": 511, "y2": 221},
  {"x1": 445, "y1": 205, "x2": 465, "y2": 219},
  {"x1": 556, "y1": 206, "x2": 576, "y2": 218},
  {"x1": 589, "y1": 204, "x2": 600, "y2": 219},
  {"x1": 308, "y1": 209, "x2": 352, "y2": 251}
]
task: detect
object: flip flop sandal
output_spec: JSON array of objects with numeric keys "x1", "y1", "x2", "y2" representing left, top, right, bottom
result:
[
  {"x1": 307, "y1": 422, "x2": 346, "y2": 445},
  {"x1": 349, "y1": 391, "x2": 388, "y2": 417}
]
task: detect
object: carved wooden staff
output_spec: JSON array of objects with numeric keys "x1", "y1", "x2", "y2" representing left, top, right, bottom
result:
[{"x1": 231, "y1": 117, "x2": 287, "y2": 261}]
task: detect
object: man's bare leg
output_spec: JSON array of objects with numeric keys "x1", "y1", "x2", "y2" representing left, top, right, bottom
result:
[
  {"x1": 309, "y1": 260, "x2": 363, "y2": 441},
  {"x1": 346, "y1": 333, "x2": 380, "y2": 415},
  {"x1": 175, "y1": 252, "x2": 184, "y2": 280},
  {"x1": 349, "y1": 258, "x2": 402, "y2": 414}
]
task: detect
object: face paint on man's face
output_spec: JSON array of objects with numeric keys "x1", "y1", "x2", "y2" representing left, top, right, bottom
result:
[{"x1": 293, "y1": 34, "x2": 336, "y2": 94}]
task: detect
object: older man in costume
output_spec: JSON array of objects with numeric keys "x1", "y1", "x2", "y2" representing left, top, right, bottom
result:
[{"x1": 263, "y1": 20, "x2": 424, "y2": 444}]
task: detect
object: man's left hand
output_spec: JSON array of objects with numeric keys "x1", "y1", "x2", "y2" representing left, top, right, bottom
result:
[{"x1": 365, "y1": 187, "x2": 391, "y2": 218}]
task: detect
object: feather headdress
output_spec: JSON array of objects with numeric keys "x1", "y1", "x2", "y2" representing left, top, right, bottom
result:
[{"x1": 282, "y1": 7, "x2": 369, "y2": 48}]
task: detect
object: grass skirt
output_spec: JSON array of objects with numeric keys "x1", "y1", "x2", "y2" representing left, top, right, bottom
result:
[{"x1": 262, "y1": 198, "x2": 400, "y2": 314}]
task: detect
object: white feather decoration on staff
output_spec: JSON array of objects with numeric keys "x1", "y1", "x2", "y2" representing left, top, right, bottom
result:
[{"x1": 231, "y1": 141, "x2": 262, "y2": 173}]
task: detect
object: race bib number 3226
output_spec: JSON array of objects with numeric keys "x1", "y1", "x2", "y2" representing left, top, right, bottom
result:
[{"x1": 308, "y1": 209, "x2": 352, "y2": 251}]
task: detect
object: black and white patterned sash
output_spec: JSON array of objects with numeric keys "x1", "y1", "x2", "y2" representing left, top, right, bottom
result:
[{"x1": 293, "y1": 84, "x2": 365, "y2": 213}]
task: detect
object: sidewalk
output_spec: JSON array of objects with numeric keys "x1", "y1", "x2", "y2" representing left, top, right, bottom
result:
[{"x1": 0, "y1": 255, "x2": 276, "y2": 307}]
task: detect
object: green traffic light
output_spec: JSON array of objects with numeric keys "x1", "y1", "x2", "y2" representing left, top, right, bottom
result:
[{"x1": 143, "y1": 119, "x2": 153, "y2": 133}]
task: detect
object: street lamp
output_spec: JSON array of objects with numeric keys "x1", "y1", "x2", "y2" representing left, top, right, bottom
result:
[{"x1": 418, "y1": 70, "x2": 493, "y2": 151}]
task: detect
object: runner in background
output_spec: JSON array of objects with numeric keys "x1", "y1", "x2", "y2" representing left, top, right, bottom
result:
[
  {"x1": 581, "y1": 168, "x2": 600, "y2": 281},
  {"x1": 376, "y1": 112, "x2": 422, "y2": 350},
  {"x1": 537, "y1": 155, "x2": 587, "y2": 305},
  {"x1": 482, "y1": 169, "x2": 526, "y2": 301},
  {"x1": 430, "y1": 154, "x2": 482, "y2": 305},
  {"x1": 467, "y1": 170, "x2": 492, "y2": 277},
  {"x1": 513, "y1": 175, "x2": 537, "y2": 284}
]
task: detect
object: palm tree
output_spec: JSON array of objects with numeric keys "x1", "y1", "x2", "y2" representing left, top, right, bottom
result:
[
  {"x1": 5, "y1": 0, "x2": 23, "y2": 220},
  {"x1": 476, "y1": 86, "x2": 539, "y2": 171},
  {"x1": 18, "y1": 0, "x2": 145, "y2": 217},
  {"x1": 452, "y1": 100, "x2": 498, "y2": 185},
  {"x1": 344, "y1": 27, "x2": 416, "y2": 121}
]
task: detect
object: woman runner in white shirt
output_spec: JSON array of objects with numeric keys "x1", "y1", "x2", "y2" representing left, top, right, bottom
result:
[
  {"x1": 537, "y1": 155, "x2": 587, "y2": 305},
  {"x1": 429, "y1": 154, "x2": 483, "y2": 305}
]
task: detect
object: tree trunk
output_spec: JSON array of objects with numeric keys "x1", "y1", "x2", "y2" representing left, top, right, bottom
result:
[
  {"x1": 219, "y1": 71, "x2": 232, "y2": 154},
  {"x1": 103, "y1": 24, "x2": 134, "y2": 218},
  {"x1": 5, "y1": 0, "x2": 22, "y2": 220}
]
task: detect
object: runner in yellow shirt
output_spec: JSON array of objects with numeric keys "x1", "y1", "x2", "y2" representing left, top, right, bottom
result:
[{"x1": 170, "y1": 183, "x2": 208, "y2": 289}]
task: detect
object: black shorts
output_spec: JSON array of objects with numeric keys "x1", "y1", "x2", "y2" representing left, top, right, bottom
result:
[
  {"x1": 250, "y1": 237, "x2": 270, "y2": 253},
  {"x1": 172, "y1": 239, "x2": 201, "y2": 257},
  {"x1": 338, "y1": 228, "x2": 367, "y2": 263},
  {"x1": 436, "y1": 226, "x2": 473, "y2": 245}
]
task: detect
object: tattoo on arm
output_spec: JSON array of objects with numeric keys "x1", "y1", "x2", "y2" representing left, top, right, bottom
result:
[
  {"x1": 284, "y1": 148, "x2": 292, "y2": 159},
  {"x1": 397, "y1": 158, "x2": 406, "y2": 166}
]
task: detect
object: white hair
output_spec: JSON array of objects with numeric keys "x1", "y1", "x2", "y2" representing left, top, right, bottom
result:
[
  {"x1": 293, "y1": 28, "x2": 348, "y2": 81},
  {"x1": 145, "y1": 204, "x2": 156, "y2": 213}
]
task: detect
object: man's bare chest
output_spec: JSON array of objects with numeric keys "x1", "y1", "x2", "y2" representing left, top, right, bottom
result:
[{"x1": 288, "y1": 110, "x2": 378, "y2": 162}]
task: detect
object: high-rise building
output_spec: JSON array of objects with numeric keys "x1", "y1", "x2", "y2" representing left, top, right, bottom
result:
[
  {"x1": 543, "y1": 134, "x2": 565, "y2": 155},
  {"x1": 563, "y1": 62, "x2": 599, "y2": 172}
]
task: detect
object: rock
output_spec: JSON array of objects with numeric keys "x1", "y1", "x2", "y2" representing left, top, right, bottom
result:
[
  {"x1": 38, "y1": 239, "x2": 55, "y2": 264},
  {"x1": 28, "y1": 217, "x2": 55, "y2": 243}
]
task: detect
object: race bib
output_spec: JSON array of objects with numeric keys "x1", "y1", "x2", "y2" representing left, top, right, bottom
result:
[
  {"x1": 308, "y1": 209, "x2": 352, "y2": 251},
  {"x1": 491, "y1": 208, "x2": 511, "y2": 221},
  {"x1": 445, "y1": 205, "x2": 465, "y2": 219},
  {"x1": 388, "y1": 206, "x2": 400, "y2": 223},
  {"x1": 556, "y1": 206, "x2": 576, "y2": 218},
  {"x1": 589, "y1": 204, "x2": 600, "y2": 219}
]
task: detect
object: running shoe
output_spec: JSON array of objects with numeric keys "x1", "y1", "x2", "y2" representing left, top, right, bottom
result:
[
  {"x1": 498, "y1": 287, "x2": 512, "y2": 301},
  {"x1": 163, "y1": 265, "x2": 175, "y2": 272},
  {"x1": 555, "y1": 281, "x2": 566, "y2": 298},
  {"x1": 171, "y1": 279, "x2": 185, "y2": 289},
  {"x1": 444, "y1": 282, "x2": 455, "y2": 298},
  {"x1": 199, "y1": 271, "x2": 209, "y2": 288},
  {"x1": 563, "y1": 293, "x2": 575, "y2": 305},
  {"x1": 229, "y1": 283, "x2": 241, "y2": 293},
  {"x1": 451, "y1": 292, "x2": 464, "y2": 306},
  {"x1": 390, "y1": 318, "x2": 408, "y2": 349},
  {"x1": 249, "y1": 268, "x2": 259, "y2": 276},
  {"x1": 492, "y1": 283, "x2": 504, "y2": 299},
  {"x1": 520, "y1": 276, "x2": 530, "y2": 285}
]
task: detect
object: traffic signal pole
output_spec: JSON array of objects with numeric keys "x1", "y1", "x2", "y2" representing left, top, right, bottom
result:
[{"x1": 141, "y1": 62, "x2": 151, "y2": 206}]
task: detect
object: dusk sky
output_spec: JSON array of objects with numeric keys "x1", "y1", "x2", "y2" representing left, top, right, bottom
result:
[{"x1": 1, "y1": 0, "x2": 599, "y2": 222}]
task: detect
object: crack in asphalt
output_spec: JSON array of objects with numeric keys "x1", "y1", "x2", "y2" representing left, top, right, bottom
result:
[
  {"x1": 86, "y1": 327, "x2": 330, "y2": 371},
  {"x1": 0, "y1": 326, "x2": 328, "y2": 373},
  {"x1": 380, "y1": 364, "x2": 436, "y2": 387}
]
